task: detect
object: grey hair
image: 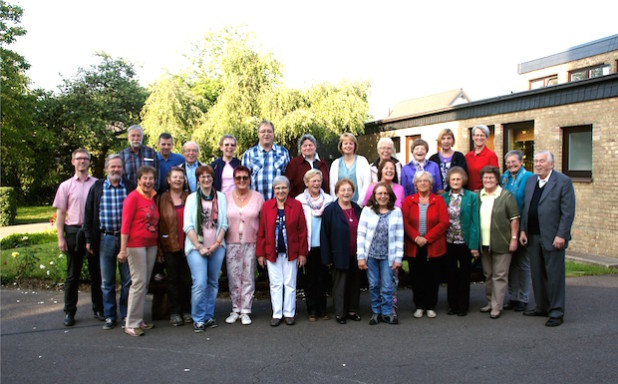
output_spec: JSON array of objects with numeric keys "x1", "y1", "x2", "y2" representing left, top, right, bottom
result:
[
  {"x1": 535, "y1": 150, "x2": 555, "y2": 165},
  {"x1": 298, "y1": 134, "x2": 317, "y2": 151},
  {"x1": 258, "y1": 120, "x2": 275, "y2": 132},
  {"x1": 127, "y1": 124, "x2": 144, "y2": 136},
  {"x1": 183, "y1": 141, "x2": 199, "y2": 152},
  {"x1": 272, "y1": 175, "x2": 290, "y2": 189},
  {"x1": 504, "y1": 149, "x2": 524, "y2": 161},
  {"x1": 219, "y1": 134, "x2": 236, "y2": 146},
  {"x1": 472, "y1": 124, "x2": 490, "y2": 138},
  {"x1": 105, "y1": 153, "x2": 123, "y2": 168},
  {"x1": 303, "y1": 169, "x2": 323, "y2": 184},
  {"x1": 377, "y1": 137, "x2": 395, "y2": 153},
  {"x1": 413, "y1": 170, "x2": 434, "y2": 187}
]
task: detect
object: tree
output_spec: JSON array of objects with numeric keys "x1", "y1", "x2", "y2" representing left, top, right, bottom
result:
[
  {"x1": 141, "y1": 74, "x2": 205, "y2": 153},
  {"x1": 55, "y1": 52, "x2": 149, "y2": 176}
]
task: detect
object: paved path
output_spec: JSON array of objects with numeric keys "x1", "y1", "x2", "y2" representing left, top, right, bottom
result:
[
  {"x1": 0, "y1": 222, "x2": 53, "y2": 239},
  {"x1": 2, "y1": 275, "x2": 617, "y2": 383}
]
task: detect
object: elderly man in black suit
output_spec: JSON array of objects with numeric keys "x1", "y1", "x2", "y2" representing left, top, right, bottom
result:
[{"x1": 519, "y1": 151, "x2": 575, "y2": 327}]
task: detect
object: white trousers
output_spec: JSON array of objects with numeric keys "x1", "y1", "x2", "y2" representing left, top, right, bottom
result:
[{"x1": 266, "y1": 256, "x2": 298, "y2": 319}]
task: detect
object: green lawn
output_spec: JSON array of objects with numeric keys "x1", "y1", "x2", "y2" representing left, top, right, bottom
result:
[
  {"x1": 15, "y1": 206, "x2": 56, "y2": 225},
  {"x1": 565, "y1": 260, "x2": 616, "y2": 277}
]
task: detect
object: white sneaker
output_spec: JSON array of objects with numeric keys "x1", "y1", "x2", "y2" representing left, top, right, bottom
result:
[
  {"x1": 240, "y1": 314, "x2": 252, "y2": 325},
  {"x1": 225, "y1": 312, "x2": 240, "y2": 324},
  {"x1": 426, "y1": 310, "x2": 437, "y2": 318},
  {"x1": 413, "y1": 309, "x2": 423, "y2": 318}
]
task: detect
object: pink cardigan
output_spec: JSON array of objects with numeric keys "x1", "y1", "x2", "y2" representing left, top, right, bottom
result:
[{"x1": 225, "y1": 191, "x2": 264, "y2": 244}]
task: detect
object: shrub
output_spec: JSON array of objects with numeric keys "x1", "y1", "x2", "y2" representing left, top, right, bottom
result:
[
  {"x1": 1, "y1": 230, "x2": 57, "y2": 249},
  {"x1": 0, "y1": 187, "x2": 18, "y2": 226}
]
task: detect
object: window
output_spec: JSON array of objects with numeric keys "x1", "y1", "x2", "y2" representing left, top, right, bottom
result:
[
  {"x1": 562, "y1": 125, "x2": 592, "y2": 180},
  {"x1": 569, "y1": 65, "x2": 610, "y2": 82},
  {"x1": 529, "y1": 75, "x2": 558, "y2": 90}
]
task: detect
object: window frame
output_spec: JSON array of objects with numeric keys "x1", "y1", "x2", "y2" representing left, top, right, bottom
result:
[
  {"x1": 568, "y1": 64, "x2": 610, "y2": 82},
  {"x1": 562, "y1": 124, "x2": 593, "y2": 181},
  {"x1": 529, "y1": 75, "x2": 558, "y2": 90}
]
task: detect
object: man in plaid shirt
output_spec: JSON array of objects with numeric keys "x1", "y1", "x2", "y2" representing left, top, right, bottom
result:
[
  {"x1": 242, "y1": 120, "x2": 290, "y2": 200},
  {"x1": 118, "y1": 124, "x2": 160, "y2": 191},
  {"x1": 84, "y1": 154, "x2": 135, "y2": 330}
]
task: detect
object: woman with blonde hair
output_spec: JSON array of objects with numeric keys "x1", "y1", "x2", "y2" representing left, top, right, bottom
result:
[
  {"x1": 429, "y1": 128, "x2": 468, "y2": 193},
  {"x1": 329, "y1": 133, "x2": 371, "y2": 206}
]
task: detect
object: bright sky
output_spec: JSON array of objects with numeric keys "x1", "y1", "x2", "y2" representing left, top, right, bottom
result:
[{"x1": 12, "y1": 0, "x2": 618, "y2": 119}]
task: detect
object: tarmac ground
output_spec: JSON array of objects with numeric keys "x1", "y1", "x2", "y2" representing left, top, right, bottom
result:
[{"x1": 1, "y1": 274, "x2": 617, "y2": 384}]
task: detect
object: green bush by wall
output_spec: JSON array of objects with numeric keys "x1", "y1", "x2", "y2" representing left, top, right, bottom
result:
[{"x1": 0, "y1": 187, "x2": 18, "y2": 226}]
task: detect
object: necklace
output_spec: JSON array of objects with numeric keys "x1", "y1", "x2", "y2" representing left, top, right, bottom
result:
[
  {"x1": 235, "y1": 191, "x2": 249, "y2": 202},
  {"x1": 344, "y1": 208, "x2": 354, "y2": 222}
]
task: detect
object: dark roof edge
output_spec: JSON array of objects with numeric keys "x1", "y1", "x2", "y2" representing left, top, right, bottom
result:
[{"x1": 365, "y1": 73, "x2": 618, "y2": 131}]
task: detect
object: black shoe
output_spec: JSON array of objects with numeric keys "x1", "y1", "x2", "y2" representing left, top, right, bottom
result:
[
  {"x1": 447, "y1": 308, "x2": 457, "y2": 315},
  {"x1": 93, "y1": 310, "x2": 105, "y2": 321},
  {"x1": 545, "y1": 317, "x2": 564, "y2": 327},
  {"x1": 284, "y1": 317, "x2": 295, "y2": 325},
  {"x1": 205, "y1": 318, "x2": 218, "y2": 328},
  {"x1": 193, "y1": 322, "x2": 205, "y2": 333},
  {"x1": 381, "y1": 314, "x2": 399, "y2": 324},
  {"x1": 524, "y1": 309, "x2": 548, "y2": 317},
  {"x1": 503, "y1": 300, "x2": 517, "y2": 310},
  {"x1": 457, "y1": 311, "x2": 468, "y2": 317},
  {"x1": 270, "y1": 318, "x2": 282, "y2": 327},
  {"x1": 369, "y1": 313, "x2": 380, "y2": 325},
  {"x1": 347, "y1": 313, "x2": 361, "y2": 321},
  {"x1": 336, "y1": 316, "x2": 347, "y2": 324},
  {"x1": 102, "y1": 318, "x2": 116, "y2": 330},
  {"x1": 64, "y1": 313, "x2": 75, "y2": 327},
  {"x1": 514, "y1": 302, "x2": 528, "y2": 312}
]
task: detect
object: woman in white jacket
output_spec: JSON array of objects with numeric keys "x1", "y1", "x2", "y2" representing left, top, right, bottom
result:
[
  {"x1": 357, "y1": 182, "x2": 404, "y2": 325},
  {"x1": 296, "y1": 169, "x2": 333, "y2": 321},
  {"x1": 329, "y1": 133, "x2": 371, "y2": 206}
]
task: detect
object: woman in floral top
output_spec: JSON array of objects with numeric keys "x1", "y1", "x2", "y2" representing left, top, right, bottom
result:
[{"x1": 441, "y1": 167, "x2": 480, "y2": 316}]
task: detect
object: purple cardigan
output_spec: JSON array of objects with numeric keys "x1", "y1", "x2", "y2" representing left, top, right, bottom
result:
[{"x1": 401, "y1": 161, "x2": 443, "y2": 197}]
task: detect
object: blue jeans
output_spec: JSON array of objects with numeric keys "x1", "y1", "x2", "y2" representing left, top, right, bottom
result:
[
  {"x1": 366, "y1": 257, "x2": 393, "y2": 316},
  {"x1": 99, "y1": 234, "x2": 131, "y2": 321},
  {"x1": 186, "y1": 247, "x2": 225, "y2": 323}
]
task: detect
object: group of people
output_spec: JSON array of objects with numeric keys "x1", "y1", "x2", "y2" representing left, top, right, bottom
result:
[{"x1": 53, "y1": 122, "x2": 575, "y2": 336}]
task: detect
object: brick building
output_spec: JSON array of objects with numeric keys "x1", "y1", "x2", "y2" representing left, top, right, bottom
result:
[{"x1": 360, "y1": 34, "x2": 618, "y2": 259}]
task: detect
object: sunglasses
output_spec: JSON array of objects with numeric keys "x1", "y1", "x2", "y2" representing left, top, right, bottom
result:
[{"x1": 235, "y1": 176, "x2": 250, "y2": 181}]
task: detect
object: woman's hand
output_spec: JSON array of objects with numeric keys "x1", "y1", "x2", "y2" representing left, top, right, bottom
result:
[
  {"x1": 257, "y1": 256, "x2": 266, "y2": 268},
  {"x1": 297, "y1": 255, "x2": 307, "y2": 268},
  {"x1": 470, "y1": 250, "x2": 480, "y2": 259},
  {"x1": 358, "y1": 259, "x2": 368, "y2": 270},
  {"x1": 197, "y1": 244, "x2": 208, "y2": 257},
  {"x1": 415, "y1": 236, "x2": 428, "y2": 247},
  {"x1": 117, "y1": 250, "x2": 128, "y2": 263},
  {"x1": 392, "y1": 261, "x2": 401, "y2": 271},
  {"x1": 509, "y1": 238, "x2": 518, "y2": 253}
]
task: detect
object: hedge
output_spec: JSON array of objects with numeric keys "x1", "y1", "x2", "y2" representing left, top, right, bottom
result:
[{"x1": 0, "y1": 187, "x2": 18, "y2": 226}]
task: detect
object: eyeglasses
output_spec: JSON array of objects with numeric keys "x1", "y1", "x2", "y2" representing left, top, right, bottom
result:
[
  {"x1": 74, "y1": 157, "x2": 90, "y2": 161},
  {"x1": 224, "y1": 143, "x2": 236, "y2": 147},
  {"x1": 235, "y1": 176, "x2": 249, "y2": 181}
]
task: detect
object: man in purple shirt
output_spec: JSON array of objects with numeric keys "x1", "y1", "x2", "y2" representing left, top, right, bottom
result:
[{"x1": 53, "y1": 148, "x2": 103, "y2": 326}]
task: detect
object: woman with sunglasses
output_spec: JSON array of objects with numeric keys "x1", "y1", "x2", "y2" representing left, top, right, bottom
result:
[
  {"x1": 224, "y1": 166, "x2": 265, "y2": 325},
  {"x1": 212, "y1": 134, "x2": 241, "y2": 193}
]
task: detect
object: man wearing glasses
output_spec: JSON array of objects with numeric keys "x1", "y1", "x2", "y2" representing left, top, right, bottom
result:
[
  {"x1": 242, "y1": 120, "x2": 290, "y2": 200},
  {"x1": 212, "y1": 134, "x2": 241, "y2": 193},
  {"x1": 179, "y1": 141, "x2": 205, "y2": 192},
  {"x1": 53, "y1": 148, "x2": 103, "y2": 326}
]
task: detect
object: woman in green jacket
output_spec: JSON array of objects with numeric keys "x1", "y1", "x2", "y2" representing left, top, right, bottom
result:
[
  {"x1": 478, "y1": 166, "x2": 519, "y2": 319},
  {"x1": 442, "y1": 166, "x2": 480, "y2": 316}
]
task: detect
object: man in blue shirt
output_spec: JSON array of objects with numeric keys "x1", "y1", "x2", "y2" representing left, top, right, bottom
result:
[
  {"x1": 242, "y1": 120, "x2": 290, "y2": 200},
  {"x1": 157, "y1": 132, "x2": 185, "y2": 193},
  {"x1": 179, "y1": 141, "x2": 204, "y2": 192},
  {"x1": 118, "y1": 125, "x2": 160, "y2": 191}
]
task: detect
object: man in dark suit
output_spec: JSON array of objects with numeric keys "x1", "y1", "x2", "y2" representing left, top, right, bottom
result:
[{"x1": 519, "y1": 151, "x2": 575, "y2": 327}]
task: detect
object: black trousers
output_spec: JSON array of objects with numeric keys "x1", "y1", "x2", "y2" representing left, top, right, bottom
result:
[
  {"x1": 331, "y1": 259, "x2": 361, "y2": 317},
  {"x1": 304, "y1": 247, "x2": 329, "y2": 316},
  {"x1": 409, "y1": 247, "x2": 443, "y2": 311},
  {"x1": 164, "y1": 250, "x2": 192, "y2": 315},
  {"x1": 446, "y1": 242, "x2": 473, "y2": 313},
  {"x1": 64, "y1": 225, "x2": 103, "y2": 315}
]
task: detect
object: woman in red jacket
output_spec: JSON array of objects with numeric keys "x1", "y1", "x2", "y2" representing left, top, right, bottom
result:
[
  {"x1": 402, "y1": 171, "x2": 449, "y2": 319},
  {"x1": 119, "y1": 166, "x2": 160, "y2": 336},
  {"x1": 256, "y1": 176, "x2": 308, "y2": 326}
]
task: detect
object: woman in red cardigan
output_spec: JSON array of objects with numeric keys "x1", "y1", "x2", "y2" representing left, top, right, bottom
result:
[
  {"x1": 119, "y1": 166, "x2": 160, "y2": 336},
  {"x1": 402, "y1": 171, "x2": 449, "y2": 319},
  {"x1": 256, "y1": 176, "x2": 308, "y2": 326}
]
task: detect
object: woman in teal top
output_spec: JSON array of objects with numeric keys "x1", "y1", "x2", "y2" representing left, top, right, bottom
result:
[
  {"x1": 329, "y1": 133, "x2": 371, "y2": 206},
  {"x1": 442, "y1": 166, "x2": 480, "y2": 316}
]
